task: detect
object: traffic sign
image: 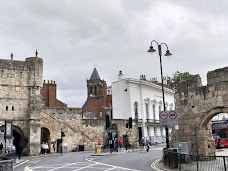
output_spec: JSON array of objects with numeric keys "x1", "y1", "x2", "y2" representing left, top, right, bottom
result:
[
  {"x1": 159, "y1": 111, "x2": 168, "y2": 125},
  {"x1": 159, "y1": 110, "x2": 178, "y2": 125},
  {"x1": 169, "y1": 110, "x2": 177, "y2": 120},
  {"x1": 159, "y1": 111, "x2": 168, "y2": 120}
]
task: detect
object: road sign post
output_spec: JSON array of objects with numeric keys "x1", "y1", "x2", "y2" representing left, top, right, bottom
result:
[
  {"x1": 159, "y1": 110, "x2": 178, "y2": 126},
  {"x1": 159, "y1": 111, "x2": 168, "y2": 125}
]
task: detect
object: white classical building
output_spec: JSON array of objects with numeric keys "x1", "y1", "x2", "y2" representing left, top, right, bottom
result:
[{"x1": 112, "y1": 71, "x2": 175, "y2": 143}]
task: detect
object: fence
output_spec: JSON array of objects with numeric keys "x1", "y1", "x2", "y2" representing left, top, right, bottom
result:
[{"x1": 163, "y1": 149, "x2": 228, "y2": 171}]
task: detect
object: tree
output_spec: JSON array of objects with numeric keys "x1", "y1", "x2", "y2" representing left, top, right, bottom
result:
[{"x1": 167, "y1": 71, "x2": 193, "y2": 88}]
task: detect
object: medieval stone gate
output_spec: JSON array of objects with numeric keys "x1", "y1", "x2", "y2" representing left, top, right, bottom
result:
[{"x1": 175, "y1": 66, "x2": 228, "y2": 155}]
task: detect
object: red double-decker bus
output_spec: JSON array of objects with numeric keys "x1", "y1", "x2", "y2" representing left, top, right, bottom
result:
[{"x1": 211, "y1": 119, "x2": 228, "y2": 148}]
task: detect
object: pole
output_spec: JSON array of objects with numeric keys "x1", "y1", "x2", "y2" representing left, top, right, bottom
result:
[
  {"x1": 158, "y1": 45, "x2": 169, "y2": 148},
  {"x1": 61, "y1": 128, "x2": 62, "y2": 155}
]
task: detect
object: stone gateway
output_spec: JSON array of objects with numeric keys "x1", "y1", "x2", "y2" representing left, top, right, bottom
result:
[{"x1": 174, "y1": 66, "x2": 228, "y2": 156}]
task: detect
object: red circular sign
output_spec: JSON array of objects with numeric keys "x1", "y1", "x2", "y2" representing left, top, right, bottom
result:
[
  {"x1": 169, "y1": 110, "x2": 177, "y2": 119},
  {"x1": 159, "y1": 111, "x2": 168, "y2": 120}
]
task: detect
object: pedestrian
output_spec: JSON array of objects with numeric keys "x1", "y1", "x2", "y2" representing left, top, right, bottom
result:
[
  {"x1": 125, "y1": 139, "x2": 129, "y2": 152},
  {"x1": 118, "y1": 137, "x2": 123, "y2": 152},
  {"x1": 140, "y1": 137, "x2": 145, "y2": 152},
  {"x1": 114, "y1": 138, "x2": 118, "y2": 153},
  {"x1": 17, "y1": 144, "x2": 23, "y2": 160},
  {"x1": 53, "y1": 143, "x2": 56, "y2": 153},
  {"x1": 0, "y1": 143, "x2": 3, "y2": 153},
  {"x1": 146, "y1": 138, "x2": 150, "y2": 153},
  {"x1": 12, "y1": 144, "x2": 16, "y2": 153},
  {"x1": 109, "y1": 138, "x2": 114, "y2": 154},
  {"x1": 216, "y1": 136, "x2": 221, "y2": 151}
]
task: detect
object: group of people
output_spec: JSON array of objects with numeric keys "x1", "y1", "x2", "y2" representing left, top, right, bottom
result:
[
  {"x1": 0, "y1": 142, "x2": 23, "y2": 159},
  {"x1": 41, "y1": 142, "x2": 49, "y2": 154},
  {"x1": 109, "y1": 137, "x2": 124, "y2": 153},
  {"x1": 140, "y1": 137, "x2": 151, "y2": 153}
]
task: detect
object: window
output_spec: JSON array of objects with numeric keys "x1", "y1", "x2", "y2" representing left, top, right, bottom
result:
[
  {"x1": 146, "y1": 103, "x2": 149, "y2": 120},
  {"x1": 100, "y1": 112, "x2": 102, "y2": 117},
  {"x1": 94, "y1": 86, "x2": 97, "y2": 96},
  {"x1": 15, "y1": 87, "x2": 19, "y2": 92},
  {"x1": 159, "y1": 106, "x2": 161, "y2": 113},
  {"x1": 6, "y1": 106, "x2": 8, "y2": 111},
  {"x1": 12, "y1": 106, "x2": 14, "y2": 111},
  {"x1": 134, "y1": 102, "x2": 138, "y2": 119},
  {"x1": 153, "y1": 104, "x2": 156, "y2": 120}
]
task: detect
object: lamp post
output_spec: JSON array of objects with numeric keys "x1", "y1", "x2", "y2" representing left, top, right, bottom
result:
[{"x1": 147, "y1": 40, "x2": 172, "y2": 148}]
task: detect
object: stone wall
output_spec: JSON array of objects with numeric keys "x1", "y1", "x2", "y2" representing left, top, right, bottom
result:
[{"x1": 175, "y1": 66, "x2": 228, "y2": 155}]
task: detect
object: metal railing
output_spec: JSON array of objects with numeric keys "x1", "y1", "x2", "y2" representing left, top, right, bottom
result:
[{"x1": 163, "y1": 149, "x2": 228, "y2": 171}]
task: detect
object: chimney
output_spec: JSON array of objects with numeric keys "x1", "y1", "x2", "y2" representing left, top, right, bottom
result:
[
  {"x1": 150, "y1": 77, "x2": 158, "y2": 84},
  {"x1": 140, "y1": 75, "x2": 146, "y2": 80},
  {"x1": 118, "y1": 70, "x2": 123, "y2": 81},
  {"x1": 163, "y1": 76, "x2": 167, "y2": 85}
]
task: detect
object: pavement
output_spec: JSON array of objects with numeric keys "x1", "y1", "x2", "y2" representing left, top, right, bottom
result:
[{"x1": 153, "y1": 148, "x2": 228, "y2": 171}]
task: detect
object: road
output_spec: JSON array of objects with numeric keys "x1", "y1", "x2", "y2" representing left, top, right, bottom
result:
[{"x1": 14, "y1": 144, "x2": 165, "y2": 171}]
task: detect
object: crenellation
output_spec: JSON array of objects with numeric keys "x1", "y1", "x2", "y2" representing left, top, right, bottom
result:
[{"x1": 175, "y1": 66, "x2": 228, "y2": 155}]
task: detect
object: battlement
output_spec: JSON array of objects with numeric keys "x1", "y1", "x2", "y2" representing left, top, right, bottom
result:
[
  {"x1": 207, "y1": 66, "x2": 228, "y2": 85},
  {"x1": 0, "y1": 59, "x2": 27, "y2": 70}
]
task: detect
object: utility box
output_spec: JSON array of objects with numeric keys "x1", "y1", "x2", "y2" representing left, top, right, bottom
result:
[
  {"x1": 174, "y1": 142, "x2": 189, "y2": 154},
  {"x1": 174, "y1": 142, "x2": 189, "y2": 163}
]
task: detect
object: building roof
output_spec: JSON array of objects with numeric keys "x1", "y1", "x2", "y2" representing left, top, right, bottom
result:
[{"x1": 90, "y1": 68, "x2": 101, "y2": 80}]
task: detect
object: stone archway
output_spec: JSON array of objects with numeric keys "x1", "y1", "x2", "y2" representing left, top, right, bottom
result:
[
  {"x1": 175, "y1": 66, "x2": 228, "y2": 156},
  {"x1": 41, "y1": 127, "x2": 51, "y2": 152},
  {"x1": 0, "y1": 125, "x2": 26, "y2": 154}
]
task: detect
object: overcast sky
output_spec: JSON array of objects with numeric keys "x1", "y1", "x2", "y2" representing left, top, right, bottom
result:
[{"x1": 0, "y1": 0, "x2": 227, "y2": 107}]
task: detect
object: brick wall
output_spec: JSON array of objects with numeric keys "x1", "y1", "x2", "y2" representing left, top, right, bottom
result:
[{"x1": 41, "y1": 80, "x2": 67, "y2": 107}]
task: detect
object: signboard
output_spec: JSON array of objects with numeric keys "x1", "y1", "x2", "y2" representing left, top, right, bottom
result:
[
  {"x1": 159, "y1": 111, "x2": 168, "y2": 125},
  {"x1": 159, "y1": 110, "x2": 178, "y2": 125},
  {"x1": 4, "y1": 120, "x2": 13, "y2": 139}
]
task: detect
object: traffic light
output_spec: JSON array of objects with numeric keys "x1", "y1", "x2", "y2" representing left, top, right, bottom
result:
[
  {"x1": 125, "y1": 122, "x2": 129, "y2": 128},
  {"x1": 129, "y1": 117, "x2": 132, "y2": 129},
  {"x1": 105, "y1": 114, "x2": 111, "y2": 129},
  {"x1": 61, "y1": 131, "x2": 65, "y2": 137}
]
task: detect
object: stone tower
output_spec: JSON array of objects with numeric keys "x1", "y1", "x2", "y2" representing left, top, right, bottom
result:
[
  {"x1": 0, "y1": 55, "x2": 43, "y2": 155},
  {"x1": 87, "y1": 68, "x2": 107, "y2": 99},
  {"x1": 26, "y1": 57, "x2": 43, "y2": 155}
]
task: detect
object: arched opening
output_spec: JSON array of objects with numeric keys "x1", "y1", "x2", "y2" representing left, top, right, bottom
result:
[
  {"x1": 198, "y1": 107, "x2": 228, "y2": 156},
  {"x1": 0, "y1": 125, "x2": 26, "y2": 154},
  {"x1": 41, "y1": 127, "x2": 51, "y2": 153}
]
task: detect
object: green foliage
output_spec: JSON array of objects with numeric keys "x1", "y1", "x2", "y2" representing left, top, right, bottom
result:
[{"x1": 167, "y1": 71, "x2": 193, "y2": 88}]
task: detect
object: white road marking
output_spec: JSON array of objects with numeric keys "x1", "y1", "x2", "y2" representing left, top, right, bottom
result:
[
  {"x1": 14, "y1": 160, "x2": 29, "y2": 168},
  {"x1": 94, "y1": 161, "x2": 140, "y2": 171},
  {"x1": 47, "y1": 162, "x2": 85, "y2": 171},
  {"x1": 151, "y1": 159, "x2": 163, "y2": 171},
  {"x1": 74, "y1": 163, "x2": 97, "y2": 170}
]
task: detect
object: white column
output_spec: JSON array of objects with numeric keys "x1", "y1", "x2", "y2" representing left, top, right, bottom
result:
[
  {"x1": 162, "y1": 127, "x2": 166, "y2": 136},
  {"x1": 156, "y1": 127, "x2": 161, "y2": 136},
  {"x1": 149, "y1": 127, "x2": 155, "y2": 136}
]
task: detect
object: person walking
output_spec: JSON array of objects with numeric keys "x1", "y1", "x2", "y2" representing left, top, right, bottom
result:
[
  {"x1": 53, "y1": 143, "x2": 56, "y2": 153},
  {"x1": 145, "y1": 138, "x2": 150, "y2": 153},
  {"x1": 118, "y1": 137, "x2": 123, "y2": 152},
  {"x1": 17, "y1": 144, "x2": 23, "y2": 160},
  {"x1": 216, "y1": 136, "x2": 221, "y2": 151},
  {"x1": 0, "y1": 143, "x2": 3, "y2": 153},
  {"x1": 125, "y1": 139, "x2": 129, "y2": 152},
  {"x1": 109, "y1": 138, "x2": 114, "y2": 154},
  {"x1": 140, "y1": 137, "x2": 145, "y2": 152},
  {"x1": 114, "y1": 138, "x2": 118, "y2": 153}
]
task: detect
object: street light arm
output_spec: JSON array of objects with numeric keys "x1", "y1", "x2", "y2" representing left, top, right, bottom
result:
[
  {"x1": 151, "y1": 40, "x2": 159, "y2": 47},
  {"x1": 160, "y1": 42, "x2": 169, "y2": 50}
]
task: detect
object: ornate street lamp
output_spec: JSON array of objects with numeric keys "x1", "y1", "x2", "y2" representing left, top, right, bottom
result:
[{"x1": 147, "y1": 40, "x2": 172, "y2": 148}]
